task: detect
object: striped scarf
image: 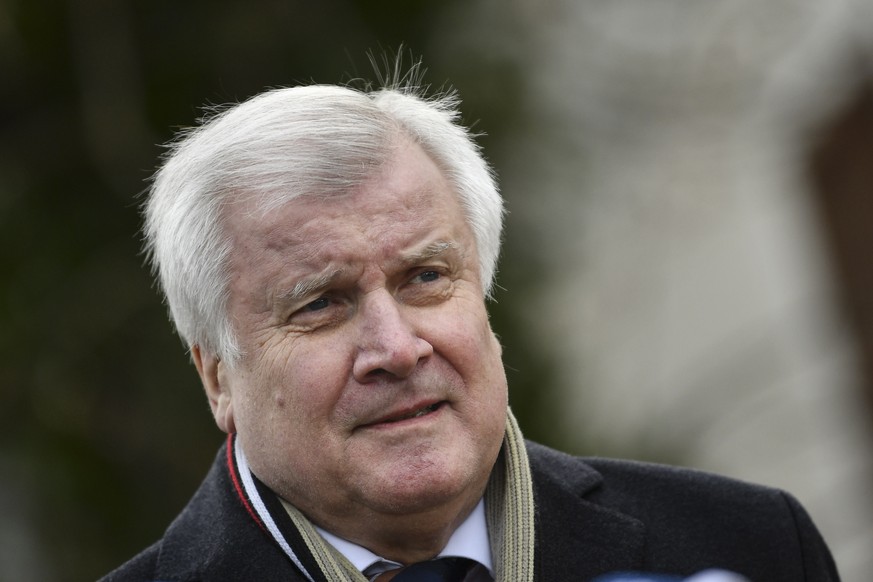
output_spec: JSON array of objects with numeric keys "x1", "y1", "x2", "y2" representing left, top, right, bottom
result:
[{"x1": 229, "y1": 408, "x2": 535, "y2": 582}]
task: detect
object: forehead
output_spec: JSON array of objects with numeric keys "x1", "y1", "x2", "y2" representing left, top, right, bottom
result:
[{"x1": 221, "y1": 139, "x2": 476, "y2": 283}]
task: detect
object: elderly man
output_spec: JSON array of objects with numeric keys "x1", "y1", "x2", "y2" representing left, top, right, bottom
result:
[{"x1": 102, "y1": 77, "x2": 839, "y2": 581}]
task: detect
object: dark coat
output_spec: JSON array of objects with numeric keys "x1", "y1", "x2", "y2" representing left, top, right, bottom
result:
[{"x1": 101, "y1": 440, "x2": 840, "y2": 581}]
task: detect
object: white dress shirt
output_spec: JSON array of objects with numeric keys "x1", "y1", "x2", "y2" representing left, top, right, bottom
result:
[{"x1": 316, "y1": 498, "x2": 494, "y2": 581}]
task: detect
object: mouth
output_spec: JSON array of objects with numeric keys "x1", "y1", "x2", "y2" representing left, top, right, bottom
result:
[{"x1": 363, "y1": 401, "x2": 444, "y2": 428}]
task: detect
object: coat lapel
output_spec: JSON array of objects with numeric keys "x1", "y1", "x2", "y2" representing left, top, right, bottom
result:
[{"x1": 527, "y1": 442, "x2": 647, "y2": 581}]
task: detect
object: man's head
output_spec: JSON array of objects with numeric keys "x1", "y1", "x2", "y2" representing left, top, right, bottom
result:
[
  {"x1": 144, "y1": 80, "x2": 508, "y2": 559},
  {"x1": 145, "y1": 83, "x2": 503, "y2": 364}
]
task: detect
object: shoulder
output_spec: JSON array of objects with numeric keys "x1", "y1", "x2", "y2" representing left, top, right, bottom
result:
[
  {"x1": 97, "y1": 442, "x2": 275, "y2": 581},
  {"x1": 524, "y1": 440, "x2": 839, "y2": 580},
  {"x1": 526, "y1": 439, "x2": 787, "y2": 508},
  {"x1": 99, "y1": 440, "x2": 313, "y2": 582},
  {"x1": 98, "y1": 542, "x2": 160, "y2": 582}
]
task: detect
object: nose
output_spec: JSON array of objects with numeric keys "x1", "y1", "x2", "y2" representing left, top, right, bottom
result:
[{"x1": 352, "y1": 290, "x2": 433, "y2": 383}]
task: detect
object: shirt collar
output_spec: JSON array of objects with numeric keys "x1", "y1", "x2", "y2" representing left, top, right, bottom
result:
[{"x1": 315, "y1": 498, "x2": 493, "y2": 577}]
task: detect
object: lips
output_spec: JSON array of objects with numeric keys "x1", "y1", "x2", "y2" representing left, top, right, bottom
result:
[{"x1": 363, "y1": 401, "x2": 443, "y2": 427}]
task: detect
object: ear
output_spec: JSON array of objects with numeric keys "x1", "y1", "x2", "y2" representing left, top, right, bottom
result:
[
  {"x1": 490, "y1": 329, "x2": 504, "y2": 356},
  {"x1": 192, "y1": 345, "x2": 236, "y2": 434}
]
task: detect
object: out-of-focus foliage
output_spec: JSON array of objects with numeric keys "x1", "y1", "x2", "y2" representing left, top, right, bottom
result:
[{"x1": 0, "y1": 1, "x2": 557, "y2": 580}]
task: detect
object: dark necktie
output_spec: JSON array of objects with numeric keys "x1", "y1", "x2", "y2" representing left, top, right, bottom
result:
[{"x1": 375, "y1": 557, "x2": 475, "y2": 581}]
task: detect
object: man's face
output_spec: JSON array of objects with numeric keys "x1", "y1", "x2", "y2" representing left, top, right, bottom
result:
[{"x1": 205, "y1": 138, "x2": 508, "y2": 541}]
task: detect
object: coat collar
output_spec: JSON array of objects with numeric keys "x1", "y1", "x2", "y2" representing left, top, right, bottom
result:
[
  {"x1": 152, "y1": 438, "x2": 647, "y2": 582},
  {"x1": 154, "y1": 437, "x2": 311, "y2": 582}
]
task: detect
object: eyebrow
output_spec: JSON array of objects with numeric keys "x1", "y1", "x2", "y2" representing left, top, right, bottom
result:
[
  {"x1": 276, "y1": 268, "x2": 346, "y2": 303},
  {"x1": 400, "y1": 240, "x2": 460, "y2": 266},
  {"x1": 273, "y1": 240, "x2": 460, "y2": 306}
]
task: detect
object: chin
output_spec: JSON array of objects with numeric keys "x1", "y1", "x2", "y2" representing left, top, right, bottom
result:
[
  {"x1": 375, "y1": 482, "x2": 470, "y2": 516},
  {"x1": 365, "y1": 455, "x2": 489, "y2": 516}
]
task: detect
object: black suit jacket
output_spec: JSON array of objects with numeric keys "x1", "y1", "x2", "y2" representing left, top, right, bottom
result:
[{"x1": 101, "y1": 440, "x2": 839, "y2": 581}]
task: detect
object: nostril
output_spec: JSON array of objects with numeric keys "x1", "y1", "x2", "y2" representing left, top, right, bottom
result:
[{"x1": 356, "y1": 367, "x2": 393, "y2": 384}]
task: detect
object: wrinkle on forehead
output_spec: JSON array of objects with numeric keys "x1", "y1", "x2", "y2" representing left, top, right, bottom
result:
[
  {"x1": 257, "y1": 180, "x2": 449, "y2": 251},
  {"x1": 221, "y1": 137, "x2": 478, "y2": 311},
  {"x1": 223, "y1": 135, "x2": 456, "y2": 250}
]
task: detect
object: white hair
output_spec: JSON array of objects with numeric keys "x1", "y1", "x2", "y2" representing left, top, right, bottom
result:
[{"x1": 144, "y1": 82, "x2": 504, "y2": 363}]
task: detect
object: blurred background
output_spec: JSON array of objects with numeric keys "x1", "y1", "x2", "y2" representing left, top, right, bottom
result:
[{"x1": 2, "y1": 0, "x2": 872, "y2": 580}]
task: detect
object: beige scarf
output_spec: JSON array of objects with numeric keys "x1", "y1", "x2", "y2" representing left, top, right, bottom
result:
[{"x1": 280, "y1": 408, "x2": 536, "y2": 581}]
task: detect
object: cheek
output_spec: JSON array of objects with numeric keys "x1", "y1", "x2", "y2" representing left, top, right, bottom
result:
[
  {"x1": 233, "y1": 341, "x2": 355, "y2": 476},
  {"x1": 256, "y1": 337, "x2": 355, "y2": 423},
  {"x1": 447, "y1": 302, "x2": 501, "y2": 362},
  {"x1": 435, "y1": 306, "x2": 506, "y2": 392}
]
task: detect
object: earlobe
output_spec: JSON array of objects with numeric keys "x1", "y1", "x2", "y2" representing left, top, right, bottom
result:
[{"x1": 191, "y1": 345, "x2": 236, "y2": 434}]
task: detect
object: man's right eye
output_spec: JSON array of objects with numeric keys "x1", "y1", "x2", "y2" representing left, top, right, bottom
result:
[{"x1": 286, "y1": 295, "x2": 349, "y2": 330}]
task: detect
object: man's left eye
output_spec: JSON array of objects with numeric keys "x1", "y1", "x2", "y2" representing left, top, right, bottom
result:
[
  {"x1": 414, "y1": 270, "x2": 441, "y2": 283},
  {"x1": 302, "y1": 297, "x2": 331, "y2": 312}
]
